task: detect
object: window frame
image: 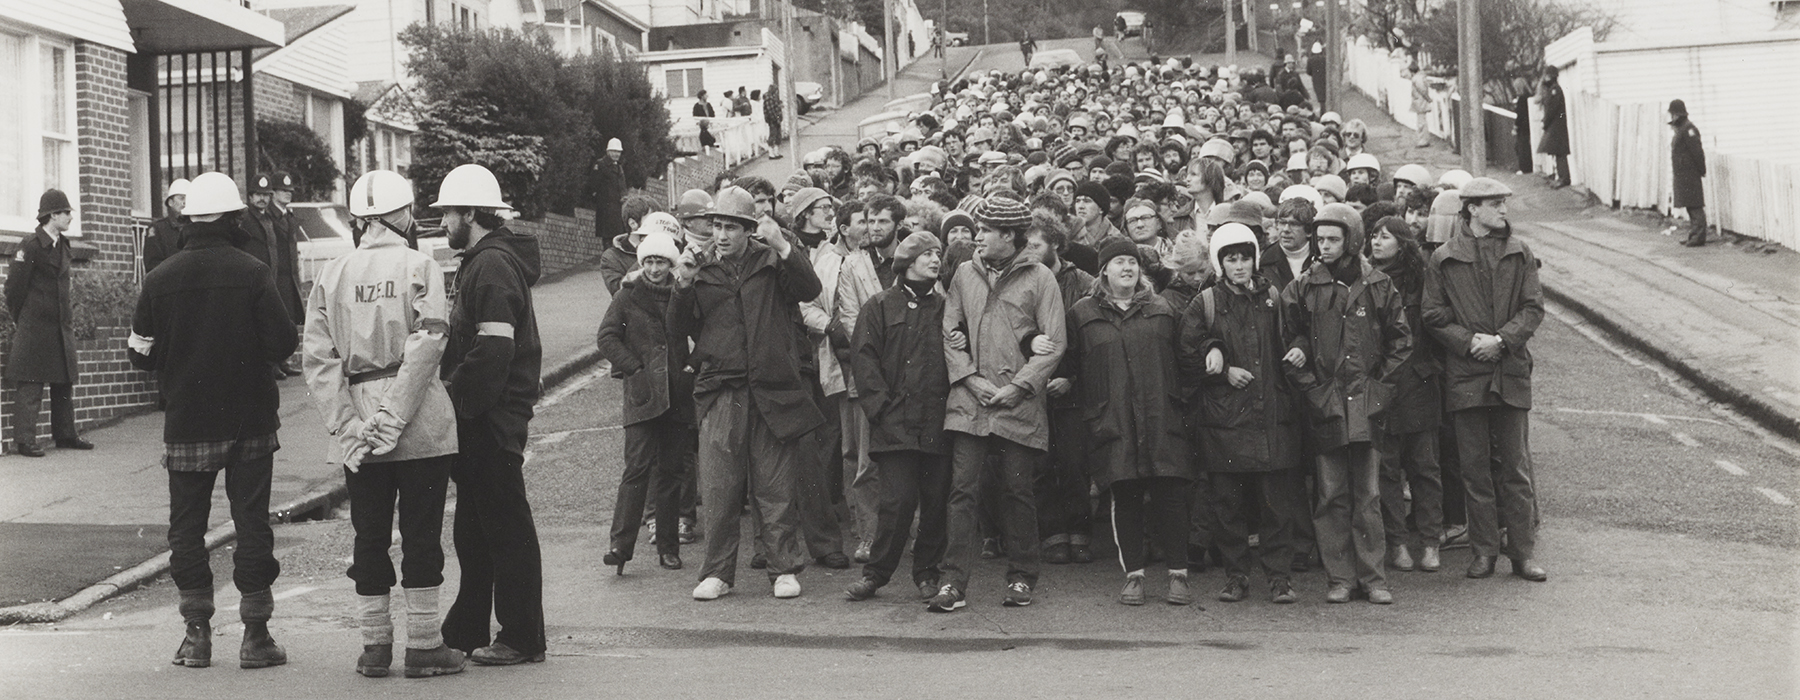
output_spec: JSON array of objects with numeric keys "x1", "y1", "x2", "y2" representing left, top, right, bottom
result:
[{"x1": 0, "y1": 27, "x2": 78, "y2": 237}]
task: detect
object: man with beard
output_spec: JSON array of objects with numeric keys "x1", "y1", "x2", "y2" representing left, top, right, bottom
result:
[
  {"x1": 431, "y1": 164, "x2": 547, "y2": 666},
  {"x1": 1281, "y1": 203, "x2": 1411, "y2": 605},
  {"x1": 830, "y1": 194, "x2": 908, "y2": 563}
]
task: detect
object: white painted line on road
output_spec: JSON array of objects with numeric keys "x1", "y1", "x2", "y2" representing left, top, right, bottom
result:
[
  {"x1": 1714, "y1": 459, "x2": 1748, "y2": 476},
  {"x1": 1551, "y1": 407, "x2": 1726, "y2": 426},
  {"x1": 1641, "y1": 414, "x2": 1669, "y2": 425},
  {"x1": 1754, "y1": 487, "x2": 1793, "y2": 506},
  {"x1": 220, "y1": 585, "x2": 319, "y2": 612},
  {"x1": 1671, "y1": 432, "x2": 1701, "y2": 447},
  {"x1": 532, "y1": 425, "x2": 623, "y2": 444},
  {"x1": 537, "y1": 360, "x2": 611, "y2": 409}
]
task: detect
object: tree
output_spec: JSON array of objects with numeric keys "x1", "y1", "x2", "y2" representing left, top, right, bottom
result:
[
  {"x1": 256, "y1": 118, "x2": 342, "y2": 201},
  {"x1": 1355, "y1": 0, "x2": 1619, "y2": 103}
]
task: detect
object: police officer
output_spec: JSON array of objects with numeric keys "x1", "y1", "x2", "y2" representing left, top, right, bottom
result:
[
  {"x1": 302, "y1": 170, "x2": 464, "y2": 679},
  {"x1": 143, "y1": 178, "x2": 190, "y2": 274},
  {"x1": 6, "y1": 189, "x2": 92, "y2": 457},
  {"x1": 238, "y1": 171, "x2": 306, "y2": 375},
  {"x1": 1669, "y1": 100, "x2": 1710, "y2": 247},
  {"x1": 432, "y1": 164, "x2": 548, "y2": 666}
]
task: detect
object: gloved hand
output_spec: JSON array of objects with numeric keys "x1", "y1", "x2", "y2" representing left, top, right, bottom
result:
[
  {"x1": 362, "y1": 409, "x2": 407, "y2": 456},
  {"x1": 338, "y1": 418, "x2": 371, "y2": 473},
  {"x1": 342, "y1": 439, "x2": 373, "y2": 473}
]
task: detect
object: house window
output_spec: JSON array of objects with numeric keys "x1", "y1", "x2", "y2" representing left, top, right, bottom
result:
[
  {"x1": 129, "y1": 91, "x2": 152, "y2": 217},
  {"x1": 425, "y1": 0, "x2": 435, "y2": 24},
  {"x1": 666, "y1": 67, "x2": 704, "y2": 98},
  {"x1": 0, "y1": 30, "x2": 76, "y2": 234}
]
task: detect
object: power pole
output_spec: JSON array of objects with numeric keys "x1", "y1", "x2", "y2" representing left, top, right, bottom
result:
[
  {"x1": 1224, "y1": 0, "x2": 1236, "y2": 63},
  {"x1": 1243, "y1": 0, "x2": 1258, "y2": 54},
  {"x1": 1458, "y1": 0, "x2": 1485, "y2": 174},
  {"x1": 781, "y1": 0, "x2": 800, "y2": 162},
  {"x1": 982, "y1": 0, "x2": 990, "y2": 46},
  {"x1": 1323, "y1": 0, "x2": 1340, "y2": 113},
  {"x1": 884, "y1": 0, "x2": 898, "y2": 100}
]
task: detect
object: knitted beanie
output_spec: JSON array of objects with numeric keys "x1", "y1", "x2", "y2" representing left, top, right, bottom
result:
[{"x1": 972, "y1": 194, "x2": 1032, "y2": 230}]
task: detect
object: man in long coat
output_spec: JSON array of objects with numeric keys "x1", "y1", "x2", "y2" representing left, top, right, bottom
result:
[
  {"x1": 6, "y1": 190, "x2": 92, "y2": 456},
  {"x1": 1537, "y1": 68, "x2": 1570, "y2": 188},
  {"x1": 1669, "y1": 99, "x2": 1710, "y2": 247},
  {"x1": 237, "y1": 172, "x2": 305, "y2": 376},
  {"x1": 594, "y1": 139, "x2": 627, "y2": 242}
]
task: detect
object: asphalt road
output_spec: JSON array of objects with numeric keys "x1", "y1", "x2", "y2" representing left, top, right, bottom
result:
[{"x1": 0, "y1": 279, "x2": 1793, "y2": 698}]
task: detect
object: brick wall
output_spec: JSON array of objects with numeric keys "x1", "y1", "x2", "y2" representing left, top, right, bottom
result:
[
  {"x1": 0, "y1": 42, "x2": 159, "y2": 449},
  {"x1": 254, "y1": 72, "x2": 304, "y2": 125},
  {"x1": 511, "y1": 208, "x2": 606, "y2": 277},
  {"x1": 667, "y1": 152, "x2": 726, "y2": 200}
]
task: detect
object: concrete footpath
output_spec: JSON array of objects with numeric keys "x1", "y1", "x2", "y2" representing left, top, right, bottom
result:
[
  {"x1": 1341, "y1": 89, "x2": 1800, "y2": 440},
  {"x1": 0, "y1": 264, "x2": 614, "y2": 623}
]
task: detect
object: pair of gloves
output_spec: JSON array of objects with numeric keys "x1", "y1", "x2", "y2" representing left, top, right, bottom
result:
[{"x1": 340, "y1": 409, "x2": 407, "y2": 472}]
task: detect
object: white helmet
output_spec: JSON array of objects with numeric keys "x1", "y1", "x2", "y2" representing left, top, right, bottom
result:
[
  {"x1": 165, "y1": 178, "x2": 191, "y2": 200},
  {"x1": 182, "y1": 172, "x2": 246, "y2": 217},
  {"x1": 1210, "y1": 222, "x2": 1261, "y2": 274},
  {"x1": 1438, "y1": 169, "x2": 1474, "y2": 190},
  {"x1": 1346, "y1": 152, "x2": 1381, "y2": 173},
  {"x1": 1394, "y1": 163, "x2": 1432, "y2": 186},
  {"x1": 349, "y1": 169, "x2": 414, "y2": 218},
  {"x1": 1278, "y1": 184, "x2": 1323, "y2": 208},
  {"x1": 431, "y1": 164, "x2": 510, "y2": 210}
]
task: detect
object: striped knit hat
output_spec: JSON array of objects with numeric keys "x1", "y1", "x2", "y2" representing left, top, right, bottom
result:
[{"x1": 972, "y1": 194, "x2": 1032, "y2": 230}]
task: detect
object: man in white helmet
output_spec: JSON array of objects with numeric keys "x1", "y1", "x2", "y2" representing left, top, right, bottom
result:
[
  {"x1": 302, "y1": 170, "x2": 465, "y2": 679},
  {"x1": 129, "y1": 171, "x2": 298, "y2": 670},
  {"x1": 594, "y1": 137, "x2": 627, "y2": 242},
  {"x1": 142, "y1": 178, "x2": 190, "y2": 273},
  {"x1": 431, "y1": 164, "x2": 548, "y2": 666}
]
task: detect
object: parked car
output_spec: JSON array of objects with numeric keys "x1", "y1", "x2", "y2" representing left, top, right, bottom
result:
[
  {"x1": 945, "y1": 31, "x2": 969, "y2": 46},
  {"x1": 795, "y1": 81, "x2": 824, "y2": 114},
  {"x1": 1027, "y1": 48, "x2": 1083, "y2": 70},
  {"x1": 1114, "y1": 11, "x2": 1146, "y2": 38}
]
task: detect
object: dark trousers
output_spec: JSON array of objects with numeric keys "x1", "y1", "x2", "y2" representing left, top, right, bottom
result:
[
  {"x1": 644, "y1": 438, "x2": 698, "y2": 522},
  {"x1": 1210, "y1": 468, "x2": 1302, "y2": 581},
  {"x1": 167, "y1": 451, "x2": 279, "y2": 593},
  {"x1": 1686, "y1": 206, "x2": 1709, "y2": 244},
  {"x1": 1108, "y1": 477, "x2": 1190, "y2": 573},
  {"x1": 1453, "y1": 406, "x2": 1538, "y2": 560},
  {"x1": 943, "y1": 432, "x2": 1040, "y2": 590},
  {"x1": 1314, "y1": 443, "x2": 1387, "y2": 590},
  {"x1": 1037, "y1": 408, "x2": 1092, "y2": 546},
  {"x1": 862, "y1": 450, "x2": 950, "y2": 588},
  {"x1": 12, "y1": 381, "x2": 75, "y2": 446},
  {"x1": 614, "y1": 415, "x2": 689, "y2": 558},
  {"x1": 1553, "y1": 154, "x2": 1571, "y2": 187},
  {"x1": 1438, "y1": 423, "x2": 1467, "y2": 527},
  {"x1": 443, "y1": 423, "x2": 545, "y2": 656},
  {"x1": 697, "y1": 387, "x2": 806, "y2": 586},
  {"x1": 1378, "y1": 429, "x2": 1444, "y2": 547},
  {"x1": 789, "y1": 388, "x2": 845, "y2": 559},
  {"x1": 346, "y1": 454, "x2": 452, "y2": 596}
]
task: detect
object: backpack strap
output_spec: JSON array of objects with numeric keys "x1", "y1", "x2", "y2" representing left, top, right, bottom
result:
[{"x1": 1200, "y1": 286, "x2": 1216, "y2": 328}]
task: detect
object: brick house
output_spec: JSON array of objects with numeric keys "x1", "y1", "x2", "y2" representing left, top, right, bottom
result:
[{"x1": 0, "y1": 0, "x2": 283, "y2": 447}]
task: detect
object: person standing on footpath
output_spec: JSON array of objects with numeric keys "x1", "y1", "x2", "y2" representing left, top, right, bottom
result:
[
  {"x1": 595, "y1": 230, "x2": 691, "y2": 574},
  {"x1": 1537, "y1": 67, "x2": 1571, "y2": 189},
  {"x1": 843, "y1": 231, "x2": 953, "y2": 602},
  {"x1": 1282, "y1": 203, "x2": 1412, "y2": 605},
  {"x1": 1669, "y1": 100, "x2": 1710, "y2": 247},
  {"x1": 1183, "y1": 223, "x2": 1306, "y2": 605},
  {"x1": 932, "y1": 194, "x2": 1065, "y2": 612},
  {"x1": 236, "y1": 172, "x2": 306, "y2": 377},
  {"x1": 431, "y1": 164, "x2": 548, "y2": 666},
  {"x1": 1421, "y1": 178, "x2": 1548, "y2": 583},
  {"x1": 127, "y1": 172, "x2": 297, "y2": 670},
  {"x1": 302, "y1": 170, "x2": 464, "y2": 679},
  {"x1": 670, "y1": 186, "x2": 825, "y2": 601},
  {"x1": 142, "y1": 178, "x2": 190, "y2": 274},
  {"x1": 6, "y1": 189, "x2": 94, "y2": 456},
  {"x1": 594, "y1": 139, "x2": 627, "y2": 244},
  {"x1": 1065, "y1": 238, "x2": 1193, "y2": 607}
]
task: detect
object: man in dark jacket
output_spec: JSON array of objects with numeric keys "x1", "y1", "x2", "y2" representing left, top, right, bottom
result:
[
  {"x1": 128, "y1": 172, "x2": 297, "y2": 670},
  {"x1": 594, "y1": 139, "x2": 627, "y2": 242},
  {"x1": 1022, "y1": 215, "x2": 1096, "y2": 565},
  {"x1": 237, "y1": 172, "x2": 305, "y2": 376},
  {"x1": 431, "y1": 164, "x2": 548, "y2": 666},
  {"x1": 1421, "y1": 178, "x2": 1547, "y2": 583},
  {"x1": 670, "y1": 186, "x2": 825, "y2": 601},
  {"x1": 142, "y1": 178, "x2": 190, "y2": 274},
  {"x1": 1282, "y1": 203, "x2": 1412, "y2": 605},
  {"x1": 1537, "y1": 67, "x2": 1570, "y2": 188},
  {"x1": 844, "y1": 231, "x2": 952, "y2": 602},
  {"x1": 1669, "y1": 99, "x2": 1710, "y2": 247},
  {"x1": 6, "y1": 190, "x2": 93, "y2": 457}
]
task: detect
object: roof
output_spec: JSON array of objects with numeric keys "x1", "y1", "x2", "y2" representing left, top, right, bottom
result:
[{"x1": 253, "y1": 5, "x2": 355, "y2": 59}]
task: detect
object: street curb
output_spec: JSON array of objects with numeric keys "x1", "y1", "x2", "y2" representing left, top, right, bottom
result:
[
  {"x1": 0, "y1": 346, "x2": 610, "y2": 626},
  {"x1": 1541, "y1": 282, "x2": 1800, "y2": 442}
]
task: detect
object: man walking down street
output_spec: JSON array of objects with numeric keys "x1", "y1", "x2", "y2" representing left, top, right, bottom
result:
[
  {"x1": 6, "y1": 189, "x2": 95, "y2": 456},
  {"x1": 1422, "y1": 178, "x2": 1548, "y2": 583},
  {"x1": 432, "y1": 164, "x2": 549, "y2": 666},
  {"x1": 127, "y1": 172, "x2": 298, "y2": 670},
  {"x1": 671, "y1": 186, "x2": 826, "y2": 601},
  {"x1": 303, "y1": 170, "x2": 465, "y2": 679},
  {"x1": 1669, "y1": 100, "x2": 1710, "y2": 247},
  {"x1": 933, "y1": 194, "x2": 1066, "y2": 612}
]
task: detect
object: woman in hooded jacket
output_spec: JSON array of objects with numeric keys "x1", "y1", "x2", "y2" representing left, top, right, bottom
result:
[
  {"x1": 1367, "y1": 216, "x2": 1444, "y2": 574},
  {"x1": 1064, "y1": 238, "x2": 1195, "y2": 607}
]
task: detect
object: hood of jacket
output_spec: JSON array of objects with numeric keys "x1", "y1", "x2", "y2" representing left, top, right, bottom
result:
[{"x1": 463, "y1": 226, "x2": 543, "y2": 286}]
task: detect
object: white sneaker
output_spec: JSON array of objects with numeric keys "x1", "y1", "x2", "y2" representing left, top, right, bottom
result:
[
  {"x1": 772, "y1": 574, "x2": 802, "y2": 599},
  {"x1": 692, "y1": 577, "x2": 732, "y2": 601}
]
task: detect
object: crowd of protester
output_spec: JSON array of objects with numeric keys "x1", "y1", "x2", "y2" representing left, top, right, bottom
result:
[{"x1": 596, "y1": 51, "x2": 1548, "y2": 612}]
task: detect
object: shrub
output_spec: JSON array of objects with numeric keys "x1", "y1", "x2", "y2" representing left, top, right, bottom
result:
[
  {"x1": 0, "y1": 269, "x2": 140, "y2": 346},
  {"x1": 257, "y1": 118, "x2": 343, "y2": 201}
]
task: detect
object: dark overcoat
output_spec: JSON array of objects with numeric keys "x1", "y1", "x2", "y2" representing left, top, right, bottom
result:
[
  {"x1": 1671, "y1": 118, "x2": 1707, "y2": 209},
  {"x1": 596, "y1": 277, "x2": 693, "y2": 427},
  {"x1": 1281, "y1": 260, "x2": 1413, "y2": 450},
  {"x1": 1537, "y1": 82, "x2": 1570, "y2": 157},
  {"x1": 236, "y1": 205, "x2": 304, "y2": 320},
  {"x1": 1421, "y1": 225, "x2": 1543, "y2": 412},
  {"x1": 1065, "y1": 284, "x2": 1191, "y2": 489},
  {"x1": 1179, "y1": 279, "x2": 1304, "y2": 473},
  {"x1": 5, "y1": 228, "x2": 77, "y2": 384},
  {"x1": 850, "y1": 281, "x2": 950, "y2": 455}
]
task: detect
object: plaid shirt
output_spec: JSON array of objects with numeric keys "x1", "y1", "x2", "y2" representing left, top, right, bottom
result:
[{"x1": 163, "y1": 433, "x2": 280, "y2": 473}]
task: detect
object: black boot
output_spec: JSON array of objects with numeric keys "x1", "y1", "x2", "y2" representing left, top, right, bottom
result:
[
  {"x1": 173, "y1": 588, "x2": 213, "y2": 668},
  {"x1": 239, "y1": 589, "x2": 288, "y2": 669}
]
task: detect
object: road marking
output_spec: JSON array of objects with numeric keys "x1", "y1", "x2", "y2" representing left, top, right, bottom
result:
[
  {"x1": 537, "y1": 361, "x2": 610, "y2": 409},
  {"x1": 220, "y1": 585, "x2": 319, "y2": 612},
  {"x1": 533, "y1": 425, "x2": 623, "y2": 444},
  {"x1": 1671, "y1": 432, "x2": 1701, "y2": 447},
  {"x1": 1754, "y1": 488, "x2": 1793, "y2": 506},
  {"x1": 1714, "y1": 459, "x2": 1748, "y2": 476},
  {"x1": 1551, "y1": 407, "x2": 1726, "y2": 426}
]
